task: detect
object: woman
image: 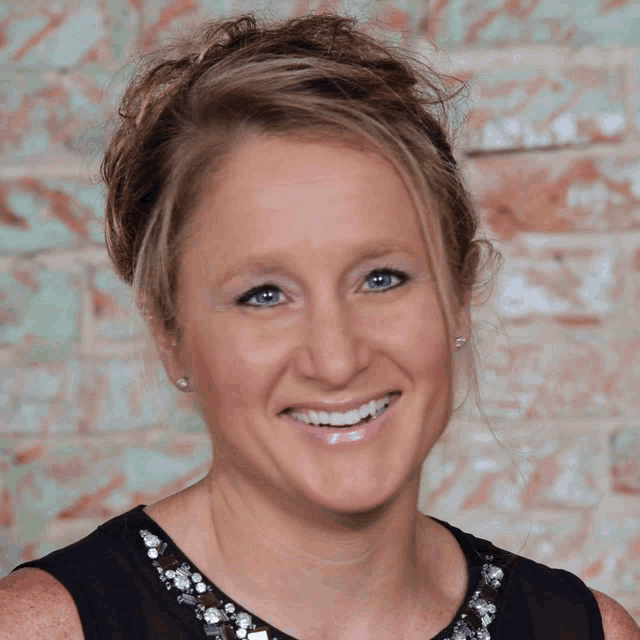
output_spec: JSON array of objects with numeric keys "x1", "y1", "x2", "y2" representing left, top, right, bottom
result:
[{"x1": 1, "y1": 11, "x2": 638, "y2": 640}]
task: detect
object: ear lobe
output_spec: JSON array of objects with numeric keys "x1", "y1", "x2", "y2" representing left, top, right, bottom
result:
[
  {"x1": 148, "y1": 317, "x2": 185, "y2": 383},
  {"x1": 455, "y1": 293, "x2": 472, "y2": 341}
]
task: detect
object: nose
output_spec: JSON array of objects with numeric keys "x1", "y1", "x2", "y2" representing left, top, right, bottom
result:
[{"x1": 294, "y1": 297, "x2": 371, "y2": 388}]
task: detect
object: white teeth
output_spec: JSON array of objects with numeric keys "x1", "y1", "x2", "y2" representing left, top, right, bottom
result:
[
  {"x1": 289, "y1": 393, "x2": 394, "y2": 427},
  {"x1": 330, "y1": 413, "x2": 346, "y2": 426}
]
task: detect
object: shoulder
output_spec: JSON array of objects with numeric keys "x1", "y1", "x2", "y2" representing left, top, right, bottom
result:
[
  {"x1": 0, "y1": 567, "x2": 84, "y2": 640},
  {"x1": 590, "y1": 589, "x2": 640, "y2": 640}
]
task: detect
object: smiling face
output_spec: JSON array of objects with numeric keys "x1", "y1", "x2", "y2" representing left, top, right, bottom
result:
[{"x1": 156, "y1": 134, "x2": 470, "y2": 517}]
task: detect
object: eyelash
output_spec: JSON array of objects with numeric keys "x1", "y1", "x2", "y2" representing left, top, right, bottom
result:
[{"x1": 235, "y1": 267, "x2": 410, "y2": 309}]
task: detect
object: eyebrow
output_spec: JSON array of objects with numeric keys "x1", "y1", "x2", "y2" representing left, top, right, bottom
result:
[{"x1": 215, "y1": 241, "x2": 422, "y2": 286}]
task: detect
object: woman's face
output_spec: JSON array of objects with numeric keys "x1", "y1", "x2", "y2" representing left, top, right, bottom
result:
[{"x1": 163, "y1": 135, "x2": 469, "y2": 516}]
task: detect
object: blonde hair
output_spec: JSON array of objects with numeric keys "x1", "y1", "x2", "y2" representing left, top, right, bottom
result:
[{"x1": 101, "y1": 10, "x2": 503, "y2": 425}]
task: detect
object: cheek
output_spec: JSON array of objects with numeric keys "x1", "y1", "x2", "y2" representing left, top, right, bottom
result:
[
  {"x1": 189, "y1": 318, "x2": 287, "y2": 412},
  {"x1": 371, "y1": 297, "x2": 450, "y2": 375}
]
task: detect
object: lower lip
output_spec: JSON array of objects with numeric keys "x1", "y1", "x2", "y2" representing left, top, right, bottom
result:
[{"x1": 279, "y1": 393, "x2": 401, "y2": 447}]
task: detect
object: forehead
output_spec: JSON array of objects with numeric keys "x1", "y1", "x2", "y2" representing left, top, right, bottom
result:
[{"x1": 189, "y1": 136, "x2": 425, "y2": 259}]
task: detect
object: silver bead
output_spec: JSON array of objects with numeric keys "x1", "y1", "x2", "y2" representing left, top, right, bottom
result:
[
  {"x1": 176, "y1": 377, "x2": 189, "y2": 390},
  {"x1": 143, "y1": 533, "x2": 160, "y2": 548},
  {"x1": 173, "y1": 574, "x2": 190, "y2": 591},
  {"x1": 236, "y1": 612, "x2": 252, "y2": 628},
  {"x1": 204, "y1": 607, "x2": 223, "y2": 624},
  {"x1": 455, "y1": 336, "x2": 467, "y2": 350}
]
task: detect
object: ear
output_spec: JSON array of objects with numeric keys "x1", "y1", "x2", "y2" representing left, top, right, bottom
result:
[
  {"x1": 147, "y1": 317, "x2": 190, "y2": 387},
  {"x1": 455, "y1": 290, "x2": 473, "y2": 342}
]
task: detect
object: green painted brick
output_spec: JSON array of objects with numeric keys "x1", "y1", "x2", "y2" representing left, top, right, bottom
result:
[
  {"x1": 0, "y1": 267, "x2": 81, "y2": 348},
  {"x1": 0, "y1": 179, "x2": 105, "y2": 253}
]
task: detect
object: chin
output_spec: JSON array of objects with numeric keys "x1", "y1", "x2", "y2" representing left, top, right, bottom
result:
[{"x1": 301, "y1": 474, "x2": 410, "y2": 521}]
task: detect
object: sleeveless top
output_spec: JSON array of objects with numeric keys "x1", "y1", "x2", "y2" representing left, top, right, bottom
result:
[{"x1": 10, "y1": 504, "x2": 604, "y2": 640}]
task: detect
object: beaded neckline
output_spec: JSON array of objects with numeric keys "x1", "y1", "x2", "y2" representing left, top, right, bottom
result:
[{"x1": 134, "y1": 506, "x2": 507, "y2": 640}]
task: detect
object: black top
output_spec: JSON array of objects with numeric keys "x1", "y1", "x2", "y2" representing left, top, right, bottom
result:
[{"x1": 10, "y1": 504, "x2": 604, "y2": 640}]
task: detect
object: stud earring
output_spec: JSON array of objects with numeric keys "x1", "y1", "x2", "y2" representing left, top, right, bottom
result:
[
  {"x1": 455, "y1": 336, "x2": 468, "y2": 350},
  {"x1": 176, "y1": 377, "x2": 190, "y2": 390}
]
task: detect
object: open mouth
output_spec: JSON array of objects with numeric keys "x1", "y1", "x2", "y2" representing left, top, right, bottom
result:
[{"x1": 281, "y1": 391, "x2": 401, "y2": 429}]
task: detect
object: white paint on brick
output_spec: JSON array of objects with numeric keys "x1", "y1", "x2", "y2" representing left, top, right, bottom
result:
[
  {"x1": 523, "y1": 123, "x2": 552, "y2": 148},
  {"x1": 630, "y1": 170, "x2": 640, "y2": 199},
  {"x1": 552, "y1": 114, "x2": 577, "y2": 143},
  {"x1": 566, "y1": 180, "x2": 608, "y2": 208},
  {"x1": 522, "y1": 373, "x2": 544, "y2": 385},
  {"x1": 494, "y1": 483, "x2": 520, "y2": 511},
  {"x1": 500, "y1": 275, "x2": 569, "y2": 314},
  {"x1": 472, "y1": 457, "x2": 502, "y2": 472},
  {"x1": 538, "y1": 441, "x2": 558, "y2": 458},
  {"x1": 579, "y1": 251, "x2": 614, "y2": 312},
  {"x1": 503, "y1": 118, "x2": 522, "y2": 135},
  {"x1": 25, "y1": 6, "x2": 105, "y2": 68},
  {"x1": 596, "y1": 112, "x2": 626, "y2": 135},
  {"x1": 519, "y1": 231, "x2": 640, "y2": 249},
  {"x1": 482, "y1": 123, "x2": 510, "y2": 150},
  {"x1": 431, "y1": 45, "x2": 634, "y2": 73}
]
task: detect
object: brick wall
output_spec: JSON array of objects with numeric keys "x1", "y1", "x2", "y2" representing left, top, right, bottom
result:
[{"x1": 1, "y1": 0, "x2": 639, "y2": 622}]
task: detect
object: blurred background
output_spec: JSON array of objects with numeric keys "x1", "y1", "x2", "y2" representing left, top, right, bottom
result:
[{"x1": 1, "y1": 0, "x2": 639, "y2": 623}]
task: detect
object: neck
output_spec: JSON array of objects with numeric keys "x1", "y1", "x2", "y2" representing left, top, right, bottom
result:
[{"x1": 197, "y1": 466, "x2": 438, "y2": 637}]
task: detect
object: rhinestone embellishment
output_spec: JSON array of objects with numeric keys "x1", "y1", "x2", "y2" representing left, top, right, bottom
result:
[
  {"x1": 140, "y1": 528, "x2": 504, "y2": 640},
  {"x1": 443, "y1": 554, "x2": 505, "y2": 640},
  {"x1": 139, "y1": 529, "x2": 280, "y2": 640}
]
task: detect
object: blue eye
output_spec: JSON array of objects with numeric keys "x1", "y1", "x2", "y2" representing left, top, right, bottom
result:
[
  {"x1": 363, "y1": 268, "x2": 408, "y2": 293},
  {"x1": 236, "y1": 268, "x2": 409, "y2": 308},
  {"x1": 236, "y1": 285, "x2": 282, "y2": 308}
]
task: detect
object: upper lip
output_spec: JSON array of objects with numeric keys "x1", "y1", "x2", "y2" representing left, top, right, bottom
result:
[{"x1": 281, "y1": 391, "x2": 401, "y2": 415}]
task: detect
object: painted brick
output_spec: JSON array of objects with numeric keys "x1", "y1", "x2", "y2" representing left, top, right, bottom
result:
[
  {"x1": 2, "y1": 359, "x2": 85, "y2": 434},
  {"x1": 420, "y1": 422, "x2": 603, "y2": 516},
  {"x1": 461, "y1": 325, "x2": 639, "y2": 421},
  {"x1": 465, "y1": 151, "x2": 640, "y2": 239},
  {"x1": 495, "y1": 241, "x2": 625, "y2": 320},
  {"x1": 5, "y1": 433, "x2": 211, "y2": 561},
  {"x1": 636, "y1": 49, "x2": 640, "y2": 137},
  {"x1": 137, "y1": 1, "x2": 401, "y2": 54},
  {"x1": 0, "y1": 178, "x2": 105, "y2": 252},
  {"x1": 461, "y1": 66, "x2": 627, "y2": 154},
  {"x1": 420, "y1": 0, "x2": 640, "y2": 47},
  {"x1": 0, "y1": 263, "x2": 81, "y2": 361},
  {"x1": 93, "y1": 359, "x2": 162, "y2": 431},
  {"x1": 0, "y1": 67, "x2": 120, "y2": 166},
  {"x1": 138, "y1": 0, "x2": 203, "y2": 53},
  {"x1": 610, "y1": 426, "x2": 640, "y2": 494},
  {"x1": 0, "y1": 444, "x2": 13, "y2": 528},
  {"x1": 91, "y1": 266, "x2": 142, "y2": 342},
  {"x1": 1, "y1": 1, "x2": 138, "y2": 69},
  {"x1": 0, "y1": 528, "x2": 23, "y2": 578}
]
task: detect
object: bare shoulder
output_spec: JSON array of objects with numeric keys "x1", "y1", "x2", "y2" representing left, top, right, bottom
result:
[
  {"x1": 0, "y1": 568, "x2": 84, "y2": 640},
  {"x1": 590, "y1": 589, "x2": 640, "y2": 640}
]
